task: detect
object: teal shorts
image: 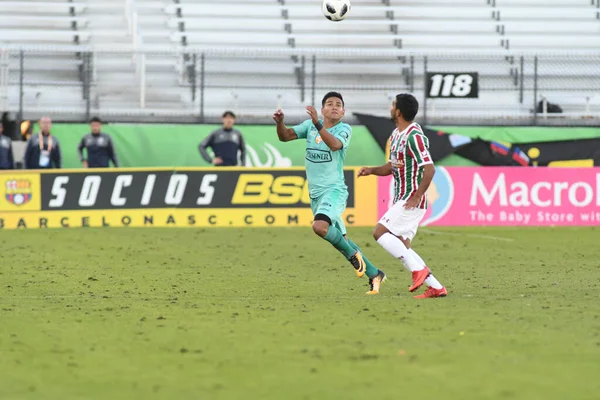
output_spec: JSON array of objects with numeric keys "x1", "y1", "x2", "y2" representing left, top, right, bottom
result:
[{"x1": 310, "y1": 189, "x2": 348, "y2": 235}]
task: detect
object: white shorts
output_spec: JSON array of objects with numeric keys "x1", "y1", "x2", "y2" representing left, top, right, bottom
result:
[{"x1": 378, "y1": 200, "x2": 426, "y2": 241}]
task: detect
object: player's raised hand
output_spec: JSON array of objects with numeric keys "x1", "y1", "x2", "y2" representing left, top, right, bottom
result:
[
  {"x1": 357, "y1": 167, "x2": 372, "y2": 177},
  {"x1": 273, "y1": 109, "x2": 285, "y2": 123},
  {"x1": 305, "y1": 106, "x2": 319, "y2": 124}
]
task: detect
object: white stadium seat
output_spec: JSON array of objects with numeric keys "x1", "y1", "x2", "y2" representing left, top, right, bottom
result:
[
  {"x1": 0, "y1": 2, "x2": 86, "y2": 14},
  {"x1": 390, "y1": 6, "x2": 493, "y2": 20},
  {"x1": 0, "y1": 29, "x2": 90, "y2": 43},
  {"x1": 0, "y1": 16, "x2": 89, "y2": 29},
  {"x1": 164, "y1": 3, "x2": 282, "y2": 18},
  {"x1": 171, "y1": 32, "x2": 290, "y2": 48},
  {"x1": 285, "y1": 5, "x2": 389, "y2": 19},
  {"x1": 495, "y1": 8, "x2": 598, "y2": 20}
]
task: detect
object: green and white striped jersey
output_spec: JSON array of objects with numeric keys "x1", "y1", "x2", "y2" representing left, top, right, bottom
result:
[{"x1": 388, "y1": 122, "x2": 434, "y2": 209}]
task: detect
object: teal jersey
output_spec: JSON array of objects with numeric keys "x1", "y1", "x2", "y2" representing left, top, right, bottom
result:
[{"x1": 292, "y1": 119, "x2": 352, "y2": 198}]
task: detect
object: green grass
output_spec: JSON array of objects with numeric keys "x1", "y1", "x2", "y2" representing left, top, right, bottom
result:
[{"x1": 1, "y1": 227, "x2": 599, "y2": 400}]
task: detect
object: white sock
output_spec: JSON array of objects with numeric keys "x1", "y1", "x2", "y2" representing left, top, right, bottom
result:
[
  {"x1": 376, "y1": 233, "x2": 424, "y2": 272},
  {"x1": 408, "y1": 249, "x2": 427, "y2": 268},
  {"x1": 424, "y1": 274, "x2": 444, "y2": 289}
]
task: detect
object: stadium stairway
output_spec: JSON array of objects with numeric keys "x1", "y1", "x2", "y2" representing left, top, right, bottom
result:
[{"x1": 81, "y1": 0, "x2": 188, "y2": 115}]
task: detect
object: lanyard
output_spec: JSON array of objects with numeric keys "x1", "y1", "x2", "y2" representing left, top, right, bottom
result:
[{"x1": 39, "y1": 133, "x2": 52, "y2": 152}]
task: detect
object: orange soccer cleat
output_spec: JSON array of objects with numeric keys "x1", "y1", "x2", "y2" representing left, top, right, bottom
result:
[
  {"x1": 414, "y1": 286, "x2": 448, "y2": 299},
  {"x1": 409, "y1": 267, "x2": 430, "y2": 292}
]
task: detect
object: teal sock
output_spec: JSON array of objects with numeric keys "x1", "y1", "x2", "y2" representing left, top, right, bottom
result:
[
  {"x1": 323, "y1": 225, "x2": 356, "y2": 259},
  {"x1": 347, "y1": 238, "x2": 380, "y2": 279}
]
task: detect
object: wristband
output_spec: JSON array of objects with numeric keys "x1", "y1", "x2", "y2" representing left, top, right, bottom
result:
[{"x1": 314, "y1": 121, "x2": 323, "y2": 131}]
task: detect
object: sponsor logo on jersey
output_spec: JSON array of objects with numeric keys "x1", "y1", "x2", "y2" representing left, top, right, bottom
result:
[{"x1": 305, "y1": 149, "x2": 332, "y2": 163}]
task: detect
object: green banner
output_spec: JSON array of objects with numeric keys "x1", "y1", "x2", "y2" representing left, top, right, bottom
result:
[
  {"x1": 432, "y1": 126, "x2": 600, "y2": 144},
  {"x1": 46, "y1": 124, "x2": 384, "y2": 169}
]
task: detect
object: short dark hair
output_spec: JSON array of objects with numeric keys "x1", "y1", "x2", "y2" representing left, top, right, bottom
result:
[
  {"x1": 89, "y1": 117, "x2": 102, "y2": 124},
  {"x1": 395, "y1": 94, "x2": 419, "y2": 122},
  {"x1": 322, "y1": 92, "x2": 344, "y2": 107},
  {"x1": 222, "y1": 111, "x2": 236, "y2": 119}
]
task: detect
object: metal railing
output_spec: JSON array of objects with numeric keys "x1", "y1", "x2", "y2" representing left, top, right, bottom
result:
[{"x1": 1, "y1": 46, "x2": 600, "y2": 126}]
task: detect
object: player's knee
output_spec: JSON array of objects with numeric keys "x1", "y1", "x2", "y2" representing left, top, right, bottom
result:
[
  {"x1": 312, "y1": 221, "x2": 329, "y2": 238},
  {"x1": 372, "y1": 224, "x2": 387, "y2": 241},
  {"x1": 313, "y1": 214, "x2": 331, "y2": 237}
]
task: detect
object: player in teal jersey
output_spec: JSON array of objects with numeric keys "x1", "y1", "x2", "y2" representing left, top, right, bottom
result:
[{"x1": 273, "y1": 92, "x2": 386, "y2": 295}]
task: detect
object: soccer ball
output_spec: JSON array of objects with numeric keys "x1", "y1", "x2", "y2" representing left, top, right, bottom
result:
[{"x1": 322, "y1": 0, "x2": 351, "y2": 21}]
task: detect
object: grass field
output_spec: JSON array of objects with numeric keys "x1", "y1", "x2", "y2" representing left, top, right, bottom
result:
[{"x1": 1, "y1": 227, "x2": 599, "y2": 400}]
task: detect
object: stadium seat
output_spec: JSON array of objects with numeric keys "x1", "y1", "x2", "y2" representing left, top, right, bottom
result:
[
  {"x1": 290, "y1": 33, "x2": 400, "y2": 49},
  {"x1": 389, "y1": 6, "x2": 492, "y2": 20},
  {"x1": 285, "y1": 4, "x2": 389, "y2": 19},
  {"x1": 168, "y1": 18, "x2": 287, "y2": 33},
  {"x1": 0, "y1": 16, "x2": 89, "y2": 29},
  {"x1": 0, "y1": 2, "x2": 86, "y2": 14},
  {"x1": 398, "y1": 35, "x2": 504, "y2": 50},
  {"x1": 502, "y1": 35, "x2": 600, "y2": 50},
  {"x1": 495, "y1": 8, "x2": 598, "y2": 20},
  {"x1": 164, "y1": 3, "x2": 282, "y2": 18},
  {"x1": 171, "y1": 32, "x2": 290, "y2": 48},
  {"x1": 0, "y1": 30, "x2": 90, "y2": 44},
  {"x1": 501, "y1": 21, "x2": 600, "y2": 34},
  {"x1": 493, "y1": 0, "x2": 593, "y2": 7}
]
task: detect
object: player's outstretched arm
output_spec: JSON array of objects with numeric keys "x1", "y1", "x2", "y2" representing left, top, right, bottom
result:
[
  {"x1": 357, "y1": 163, "x2": 392, "y2": 177},
  {"x1": 273, "y1": 110, "x2": 297, "y2": 142}
]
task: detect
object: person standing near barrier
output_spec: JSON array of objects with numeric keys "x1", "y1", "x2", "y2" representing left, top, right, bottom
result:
[
  {"x1": 24, "y1": 116, "x2": 62, "y2": 169},
  {"x1": 199, "y1": 111, "x2": 246, "y2": 166},
  {"x1": 77, "y1": 117, "x2": 119, "y2": 168},
  {"x1": 0, "y1": 123, "x2": 15, "y2": 170}
]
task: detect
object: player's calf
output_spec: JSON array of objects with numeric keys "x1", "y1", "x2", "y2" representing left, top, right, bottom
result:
[{"x1": 315, "y1": 215, "x2": 366, "y2": 277}]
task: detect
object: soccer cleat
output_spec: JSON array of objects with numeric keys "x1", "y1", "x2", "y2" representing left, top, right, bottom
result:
[
  {"x1": 409, "y1": 267, "x2": 431, "y2": 292},
  {"x1": 349, "y1": 251, "x2": 366, "y2": 278},
  {"x1": 366, "y1": 270, "x2": 387, "y2": 295},
  {"x1": 414, "y1": 286, "x2": 448, "y2": 299}
]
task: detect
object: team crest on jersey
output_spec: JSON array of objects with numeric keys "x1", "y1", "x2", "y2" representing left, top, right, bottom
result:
[
  {"x1": 5, "y1": 179, "x2": 32, "y2": 206},
  {"x1": 315, "y1": 134, "x2": 323, "y2": 144}
]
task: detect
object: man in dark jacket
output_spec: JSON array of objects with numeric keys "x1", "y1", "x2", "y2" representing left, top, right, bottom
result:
[
  {"x1": 0, "y1": 123, "x2": 15, "y2": 170},
  {"x1": 77, "y1": 117, "x2": 119, "y2": 168},
  {"x1": 199, "y1": 111, "x2": 246, "y2": 166},
  {"x1": 24, "y1": 116, "x2": 61, "y2": 169}
]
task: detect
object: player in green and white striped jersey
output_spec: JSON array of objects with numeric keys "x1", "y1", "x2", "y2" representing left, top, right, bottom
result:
[{"x1": 358, "y1": 94, "x2": 447, "y2": 298}]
